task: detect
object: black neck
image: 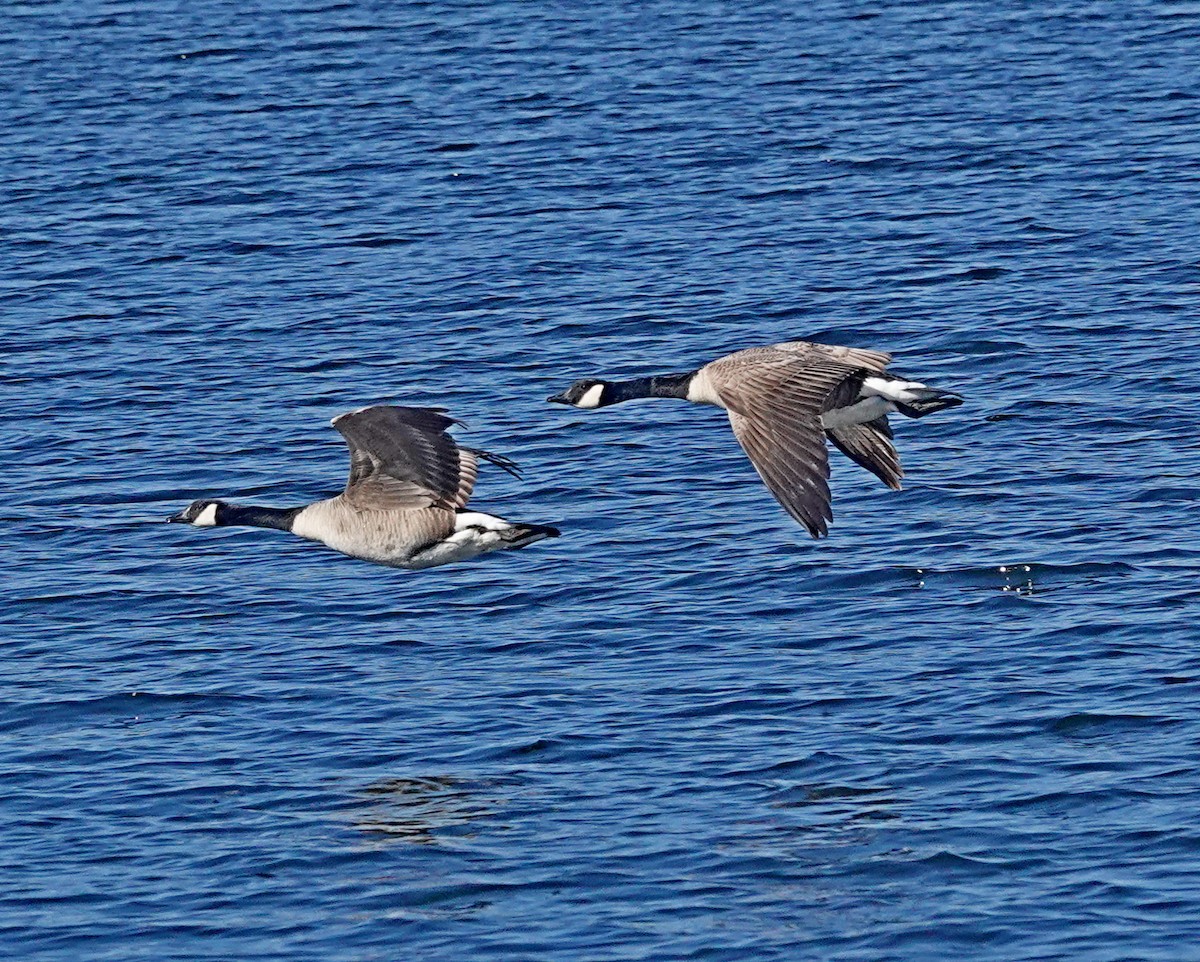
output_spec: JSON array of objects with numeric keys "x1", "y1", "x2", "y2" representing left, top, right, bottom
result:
[
  {"x1": 609, "y1": 371, "x2": 695, "y2": 404},
  {"x1": 217, "y1": 503, "x2": 303, "y2": 532}
]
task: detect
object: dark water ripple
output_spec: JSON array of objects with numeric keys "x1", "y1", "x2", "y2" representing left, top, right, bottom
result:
[{"x1": 5, "y1": 0, "x2": 1200, "y2": 959}]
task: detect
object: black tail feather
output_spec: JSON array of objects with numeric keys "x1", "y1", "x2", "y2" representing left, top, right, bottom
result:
[
  {"x1": 501, "y1": 523, "x2": 561, "y2": 548},
  {"x1": 894, "y1": 389, "x2": 964, "y2": 419}
]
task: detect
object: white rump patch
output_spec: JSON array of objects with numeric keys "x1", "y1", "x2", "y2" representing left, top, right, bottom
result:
[
  {"x1": 454, "y1": 511, "x2": 510, "y2": 533},
  {"x1": 862, "y1": 376, "x2": 928, "y2": 404},
  {"x1": 193, "y1": 503, "x2": 219, "y2": 526},
  {"x1": 576, "y1": 383, "x2": 605, "y2": 409}
]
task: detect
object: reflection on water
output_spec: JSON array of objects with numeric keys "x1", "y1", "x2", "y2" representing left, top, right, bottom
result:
[
  {"x1": 770, "y1": 780, "x2": 902, "y2": 830},
  {"x1": 347, "y1": 776, "x2": 501, "y2": 845}
]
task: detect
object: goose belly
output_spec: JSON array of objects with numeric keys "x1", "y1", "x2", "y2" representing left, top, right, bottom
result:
[{"x1": 404, "y1": 531, "x2": 502, "y2": 569}]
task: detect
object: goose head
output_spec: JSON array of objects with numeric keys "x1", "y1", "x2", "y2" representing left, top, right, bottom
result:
[
  {"x1": 547, "y1": 379, "x2": 614, "y2": 409},
  {"x1": 168, "y1": 499, "x2": 226, "y2": 526}
]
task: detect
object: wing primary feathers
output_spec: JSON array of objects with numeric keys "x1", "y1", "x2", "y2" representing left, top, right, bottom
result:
[
  {"x1": 467, "y1": 447, "x2": 523, "y2": 480},
  {"x1": 826, "y1": 419, "x2": 904, "y2": 490},
  {"x1": 332, "y1": 404, "x2": 485, "y2": 511}
]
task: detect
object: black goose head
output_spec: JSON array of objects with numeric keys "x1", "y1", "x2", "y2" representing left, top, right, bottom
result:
[
  {"x1": 167, "y1": 499, "x2": 227, "y2": 526},
  {"x1": 547, "y1": 379, "x2": 615, "y2": 409}
]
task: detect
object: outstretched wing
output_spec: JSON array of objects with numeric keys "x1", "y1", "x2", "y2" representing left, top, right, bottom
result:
[
  {"x1": 707, "y1": 346, "x2": 884, "y2": 537},
  {"x1": 331, "y1": 405, "x2": 515, "y2": 512}
]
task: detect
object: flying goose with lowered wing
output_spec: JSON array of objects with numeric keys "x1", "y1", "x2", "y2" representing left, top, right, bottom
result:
[{"x1": 548, "y1": 339, "x2": 961, "y2": 538}]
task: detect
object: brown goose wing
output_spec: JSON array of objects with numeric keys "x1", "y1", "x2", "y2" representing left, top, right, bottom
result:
[
  {"x1": 331, "y1": 405, "x2": 491, "y2": 511},
  {"x1": 707, "y1": 348, "x2": 872, "y2": 537},
  {"x1": 826, "y1": 418, "x2": 903, "y2": 490},
  {"x1": 726, "y1": 406, "x2": 834, "y2": 537}
]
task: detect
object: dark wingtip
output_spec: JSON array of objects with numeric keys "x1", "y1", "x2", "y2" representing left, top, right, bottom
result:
[
  {"x1": 472, "y1": 448, "x2": 523, "y2": 480},
  {"x1": 801, "y1": 513, "x2": 830, "y2": 539}
]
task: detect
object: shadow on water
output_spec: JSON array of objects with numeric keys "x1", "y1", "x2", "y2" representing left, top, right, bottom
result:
[
  {"x1": 769, "y1": 781, "x2": 903, "y2": 828},
  {"x1": 344, "y1": 775, "x2": 504, "y2": 845}
]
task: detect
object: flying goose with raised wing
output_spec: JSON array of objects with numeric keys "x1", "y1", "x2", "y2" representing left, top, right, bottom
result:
[
  {"x1": 548, "y1": 339, "x2": 961, "y2": 538},
  {"x1": 169, "y1": 405, "x2": 559, "y2": 568}
]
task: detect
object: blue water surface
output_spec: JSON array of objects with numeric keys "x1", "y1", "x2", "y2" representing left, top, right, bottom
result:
[{"x1": 4, "y1": 1, "x2": 1200, "y2": 959}]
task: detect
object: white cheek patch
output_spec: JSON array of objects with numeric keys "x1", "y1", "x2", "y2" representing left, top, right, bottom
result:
[
  {"x1": 193, "y1": 503, "x2": 219, "y2": 526},
  {"x1": 577, "y1": 384, "x2": 605, "y2": 408}
]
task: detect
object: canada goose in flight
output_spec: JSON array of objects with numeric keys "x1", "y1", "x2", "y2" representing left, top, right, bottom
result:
[
  {"x1": 168, "y1": 405, "x2": 559, "y2": 569},
  {"x1": 548, "y1": 339, "x2": 961, "y2": 538}
]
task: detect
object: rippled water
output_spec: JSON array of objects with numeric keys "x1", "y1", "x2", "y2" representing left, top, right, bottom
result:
[{"x1": 5, "y1": 1, "x2": 1200, "y2": 959}]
